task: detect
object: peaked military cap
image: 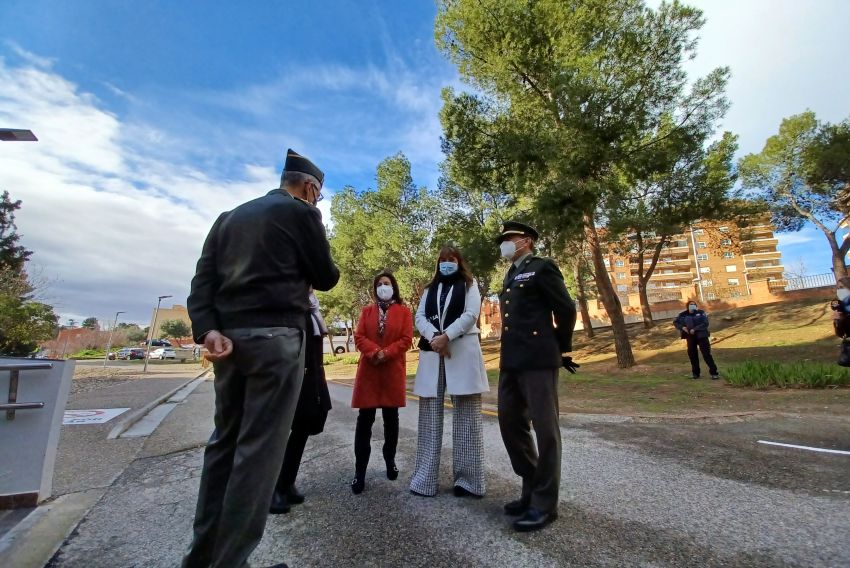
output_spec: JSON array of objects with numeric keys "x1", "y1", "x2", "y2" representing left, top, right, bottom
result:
[
  {"x1": 283, "y1": 148, "x2": 324, "y2": 185},
  {"x1": 496, "y1": 220, "x2": 539, "y2": 242}
]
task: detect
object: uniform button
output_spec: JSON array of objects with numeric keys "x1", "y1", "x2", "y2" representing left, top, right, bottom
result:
[
  {"x1": 504, "y1": 313, "x2": 509, "y2": 318},
  {"x1": 504, "y1": 326, "x2": 509, "y2": 331},
  {"x1": 506, "y1": 288, "x2": 511, "y2": 292},
  {"x1": 519, "y1": 284, "x2": 524, "y2": 288},
  {"x1": 533, "y1": 331, "x2": 538, "y2": 336},
  {"x1": 505, "y1": 300, "x2": 510, "y2": 305}
]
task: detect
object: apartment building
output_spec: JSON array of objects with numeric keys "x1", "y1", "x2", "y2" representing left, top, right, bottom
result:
[{"x1": 603, "y1": 219, "x2": 784, "y2": 302}]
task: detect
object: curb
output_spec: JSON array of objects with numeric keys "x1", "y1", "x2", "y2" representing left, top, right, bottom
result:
[{"x1": 107, "y1": 368, "x2": 212, "y2": 440}]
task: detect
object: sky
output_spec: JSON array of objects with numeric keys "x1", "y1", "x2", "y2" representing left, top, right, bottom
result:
[{"x1": 0, "y1": 0, "x2": 848, "y2": 329}]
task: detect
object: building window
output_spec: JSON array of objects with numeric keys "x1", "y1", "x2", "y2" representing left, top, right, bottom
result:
[
  {"x1": 723, "y1": 252, "x2": 735, "y2": 259},
  {"x1": 725, "y1": 265, "x2": 737, "y2": 272},
  {"x1": 720, "y1": 238, "x2": 732, "y2": 246},
  {"x1": 700, "y1": 267, "x2": 711, "y2": 273},
  {"x1": 719, "y1": 227, "x2": 730, "y2": 233},
  {"x1": 706, "y1": 292, "x2": 718, "y2": 300},
  {"x1": 702, "y1": 279, "x2": 714, "y2": 287},
  {"x1": 615, "y1": 259, "x2": 624, "y2": 267},
  {"x1": 697, "y1": 241, "x2": 707, "y2": 248},
  {"x1": 693, "y1": 229, "x2": 705, "y2": 235},
  {"x1": 647, "y1": 282, "x2": 657, "y2": 289},
  {"x1": 603, "y1": 258, "x2": 610, "y2": 268},
  {"x1": 727, "y1": 278, "x2": 740, "y2": 286},
  {"x1": 616, "y1": 272, "x2": 626, "y2": 279},
  {"x1": 617, "y1": 284, "x2": 628, "y2": 292},
  {"x1": 697, "y1": 253, "x2": 708, "y2": 261}
]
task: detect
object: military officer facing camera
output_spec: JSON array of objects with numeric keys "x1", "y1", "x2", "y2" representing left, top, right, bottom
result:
[{"x1": 496, "y1": 221, "x2": 577, "y2": 532}]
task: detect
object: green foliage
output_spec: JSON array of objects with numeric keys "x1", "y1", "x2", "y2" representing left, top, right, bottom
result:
[
  {"x1": 322, "y1": 353, "x2": 360, "y2": 366},
  {"x1": 326, "y1": 153, "x2": 438, "y2": 319},
  {"x1": 81, "y1": 317, "x2": 99, "y2": 330},
  {"x1": 739, "y1": 111, "x2": 850, "y2": 278},
  {"x1": 724, "y1": 360, "x2": 850, "y2": 389},
  {"x1": 69, "y1": 348, "x2": 105, "y2": 360},
  {"x1": 160, "y1": 319, "x2": 191, "y2": 339},
  {"x1": 126, "y1": 327, "x2": 147, "y2": 342},
  {"x1": 0, "y1": 191, "x2": 32, "y2": 273}
]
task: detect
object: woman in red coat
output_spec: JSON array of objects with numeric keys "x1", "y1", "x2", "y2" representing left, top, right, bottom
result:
[{"x1": 350, "y1": 271, "x2": 413, "y2": 494}]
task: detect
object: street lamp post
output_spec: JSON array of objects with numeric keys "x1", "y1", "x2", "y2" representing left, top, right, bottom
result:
[
  {"x1": 143, "y1": 295, "x2": 172, "y2": 373},
  {"x1": 102, "y1": 311, "x2": 126, "y2": 368}
]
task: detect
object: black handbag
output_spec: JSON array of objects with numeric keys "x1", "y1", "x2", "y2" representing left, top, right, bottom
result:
[{"x1": 838, "y1": 340, "x2": 850, "y2": 367}]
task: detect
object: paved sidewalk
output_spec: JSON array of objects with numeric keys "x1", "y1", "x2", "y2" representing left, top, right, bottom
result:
[{"x1": 43, "y1": 382, "x2": 850, "y2": 567}]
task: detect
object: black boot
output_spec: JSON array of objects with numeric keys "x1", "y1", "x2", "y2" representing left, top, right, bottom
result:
[
  {"x1": 269, "y1": 490, "x2": 291, "y2": 514},
  {"x1": 352, "y1": 409, "x2": 375, "y2": 494},
  {"x1": 382, "y1": 408, "x2": 399, "y2": 480},
  {"x1": 284, "y1": 485, "x2": 305, "y2": 505}
]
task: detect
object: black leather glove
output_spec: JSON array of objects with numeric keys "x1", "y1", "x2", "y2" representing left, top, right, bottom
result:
[{"x1": 561, "y1": 356, "x2": 580, "y2": 374}]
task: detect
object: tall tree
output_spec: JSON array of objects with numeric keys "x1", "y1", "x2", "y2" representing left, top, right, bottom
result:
[
  {"x1": 326, "y1": 154, "x2": 439, "y2": 324},
  {"x1": 81, "y1": 317, "x2": 99, "y2": 330},
  {"x1": 160, "y1": 319, "x2": 191, "y2": 340},
  {"x1": 739, "y1": 111, "x2": 850, "y2": 280},
  {"x1": 0, "y1": 191, "x2": 32, "y2": 273},
  {"x1": 606, "y1": 131, "x2": 740, "y2": 327},
  {"x1": 436, "y1": 0, "x2": 729, "y2": 367}
]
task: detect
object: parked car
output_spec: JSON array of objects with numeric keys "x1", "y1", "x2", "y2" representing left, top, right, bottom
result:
[
  {"x1": 141, "y1": 339, "x2": 172, "y2": 347},
  {"x1": 149, "y1": 347, "x2": 176, "y2": 360},
  {"x1": 117, "y1": 347, "x2": 146, "y2": 360},
  {"x1": 323, "y1": 335, "x2": 355, "y2": 355}
]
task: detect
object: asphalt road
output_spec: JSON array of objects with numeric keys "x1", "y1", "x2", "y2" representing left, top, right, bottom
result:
[{"x1": 48, "y1": 381, "x2": 849, "y2": 568}]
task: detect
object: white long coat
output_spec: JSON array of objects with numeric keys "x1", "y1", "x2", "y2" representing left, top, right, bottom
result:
[{"x1": 413, "y1": 279, "x2": 489, "y2": 397}]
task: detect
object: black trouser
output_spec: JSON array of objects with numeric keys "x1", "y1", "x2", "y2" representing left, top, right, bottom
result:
[
  {"x1": 354, "y1": 408, "x2": 399, "y2": 476},
  {"x1": 182, "y1": 327, "x2": 304, "y2": 568},
  {"x1": 497, "y1": 368, "x2": 561, "y2": 514},
  {"x1": 687, "y1": 335, "x2": 718, "y2": 377},
  {"x1": 276, "y1": 429, "x2": 310, "y2": 490}
]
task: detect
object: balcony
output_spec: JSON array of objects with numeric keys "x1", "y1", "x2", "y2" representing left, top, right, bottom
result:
[
  {"x1": 652, "y1": 271, "x2": 695, "y2": 280},
  {"x1": 742, "y1": 251, "x2": 781, "y2": 260},
  {"x1": 747, "y1": 264, "x2": 784, "y2": 273},
  {"x1": 741, "y1": 237, "x2": 778, "y2": 247}
]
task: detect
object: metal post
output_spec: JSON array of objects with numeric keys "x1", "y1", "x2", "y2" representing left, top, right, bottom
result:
[
  {"x1": 102, "y1": 311, "x2": 125, "y2": 368},
  {"x1": 143, "y1": 295, "x2": 172, "y2": 373},
  {"x1": 689, "y1": 224, "x2": 705, "y2": 302}
]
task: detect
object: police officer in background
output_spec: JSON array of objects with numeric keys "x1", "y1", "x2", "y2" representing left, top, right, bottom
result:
[
  {"x1": 496, "y1": 221, "x2": 577, "y2": 532},
  {"x1": 183, "y1": 149, "x2": 339, "y2": 568}
]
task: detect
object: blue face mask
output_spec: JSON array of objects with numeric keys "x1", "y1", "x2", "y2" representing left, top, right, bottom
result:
[
  {"x1": 688, "y1": 304, "x2": 697, "y2": 313},
  {"x1": 439, "y1": 262, "x2": 458, "y2": 276}
]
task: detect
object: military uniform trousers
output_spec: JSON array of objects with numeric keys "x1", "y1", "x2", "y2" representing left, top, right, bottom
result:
[
  {"x1": 497, "y1": 367, "x2": 561, "y2": 513},
  {"x1": 409, "y1": 358, "x2": 485, "y2": 496},
  {"x1": 182, "y1": 327, "x2": 305, "y2": 568}
]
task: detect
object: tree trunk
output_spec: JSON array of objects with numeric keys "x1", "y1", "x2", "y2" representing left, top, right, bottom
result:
[
  {"x1": 829, "y1": 236, "x2": 848, "y2": 282},
  {"x1": 638, "y1": 277, "x2": 654, "y2": 329},
  {"x1": 585, "y1": 214, "x2": 635, "y2": 368},
  {"x1": 573, "y1": 263, "x2": 594, "y2": 338}
]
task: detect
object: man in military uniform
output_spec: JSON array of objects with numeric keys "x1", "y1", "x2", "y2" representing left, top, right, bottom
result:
[
  {"x1": 182, "y1": 149, "x2": 339, "y2": 568},
  {"x1": 496, "y1": 221, "x2": 577, "y2": 532}
]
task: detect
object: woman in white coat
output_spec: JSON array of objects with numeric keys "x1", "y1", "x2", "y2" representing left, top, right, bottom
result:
[{"x1": 409, "y1": 245, "x2": 489, "y2": 498}]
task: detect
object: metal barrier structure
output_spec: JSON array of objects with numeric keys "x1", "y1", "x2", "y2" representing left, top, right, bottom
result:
[
  {"x1": 0, "y1": 358, "x2": 74, "y2": 508},
  {"x1": 767, "y1": 273, "x2": 837, "y2": 293}
]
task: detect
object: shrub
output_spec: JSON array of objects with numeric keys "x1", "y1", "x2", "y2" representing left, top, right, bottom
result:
[
  {"x1": 69, "y1": 348, "x2": 105, "y2": 360},
  {"x1": 322, "y1": 353, "x2": 361, "y2": 366},
  {"x1": 724, "y1": 361, "x2": 850, "y2": 389}
]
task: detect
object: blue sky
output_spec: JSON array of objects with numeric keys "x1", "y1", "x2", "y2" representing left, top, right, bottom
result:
[{"x1": 0, "y1": 0, "x2": 849, "y2": 328}]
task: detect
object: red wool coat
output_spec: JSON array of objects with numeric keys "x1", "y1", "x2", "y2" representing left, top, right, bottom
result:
[{"x1": 351, "y1": 303, "x2": 413, "y2": 409}]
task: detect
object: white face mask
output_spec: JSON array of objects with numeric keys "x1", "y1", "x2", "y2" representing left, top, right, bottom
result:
[
  {"x1": 838, "y1": 288, "x2": 850, "y2": 302},
  {"x1": 500, "y1": 240, "x2": 517, "y2": 260},
  {"x1": 376, "y1": 284, "x2": 393, "y2": 301}
]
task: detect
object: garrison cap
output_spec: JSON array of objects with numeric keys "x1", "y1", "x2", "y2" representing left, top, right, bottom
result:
[
  {"x1": 496, "y1": 220, "x2": 539, "y2": 243},
  {"x1": 282, "y1": 148, "x2": 324, "y2": 186}
]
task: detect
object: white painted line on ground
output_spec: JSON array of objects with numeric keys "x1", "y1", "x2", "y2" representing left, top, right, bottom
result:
[
  {"x1": 120, "y1": 403, "x2": 178, "y2": 438},
  {"x1": 63, "y1": 408, "x2": 130, "y2": 425},
  {"x1": 757, "y1": 440, "x2": 850, "y2": 456}
]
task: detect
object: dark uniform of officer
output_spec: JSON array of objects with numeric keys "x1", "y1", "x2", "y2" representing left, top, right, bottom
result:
[
  {"x1": 496, "y1": 221, "x2": 576, "y2": 532},
  {"x1": 183, "y1": 149, "x2": 339, "y2": 568}
]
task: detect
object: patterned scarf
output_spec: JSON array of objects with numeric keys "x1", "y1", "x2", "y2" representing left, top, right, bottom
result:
[{"x1": 377, "y1": 299, "x2": 395, "y2": 337}]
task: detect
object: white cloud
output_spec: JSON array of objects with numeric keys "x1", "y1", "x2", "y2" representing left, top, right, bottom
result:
[{"x1": 0, "y1": 54, "x2": 275, "y2": 326}]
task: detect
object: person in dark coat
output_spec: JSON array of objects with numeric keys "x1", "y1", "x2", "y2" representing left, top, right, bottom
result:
[
  {"x1": 496, "y1": 221, "x2": 577, "y2": 533},
  {"x1": 673, "y1": 300, "x2": 719, "y2": 380},
  {"x1": 182, "y1": 149, "x2": 339, "y2": 568},
  {"x1": 269, "y1": 291, "x2": 333, "y2": 515}
]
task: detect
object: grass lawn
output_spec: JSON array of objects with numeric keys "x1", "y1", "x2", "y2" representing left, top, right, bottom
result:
[{"x1": 324, "y1": 297, "x2": 850, "y2": 417}]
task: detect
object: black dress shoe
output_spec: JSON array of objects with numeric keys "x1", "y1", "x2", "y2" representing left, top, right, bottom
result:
[
  {"x1": 513, "y1": 507, "x2": 558, "y2": 532},
  {"x1": 386, "y1": 462, "x2": 399, "y2": 480},
  {"x1": 351, "y1": 477, "x2": 365, "y2": 495},
  {"x1": 503, "y1": 498, "x2": 530, "y2": 516},
  {"x1": 285, "y1": 485, "x2": 305, "y2": 505},
  {"x1": 453, "y1": 486, "x2": 483, "y2": 498},
  {"x1": 269, "y1": 491, "x2": 291, "y2": 515}
]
